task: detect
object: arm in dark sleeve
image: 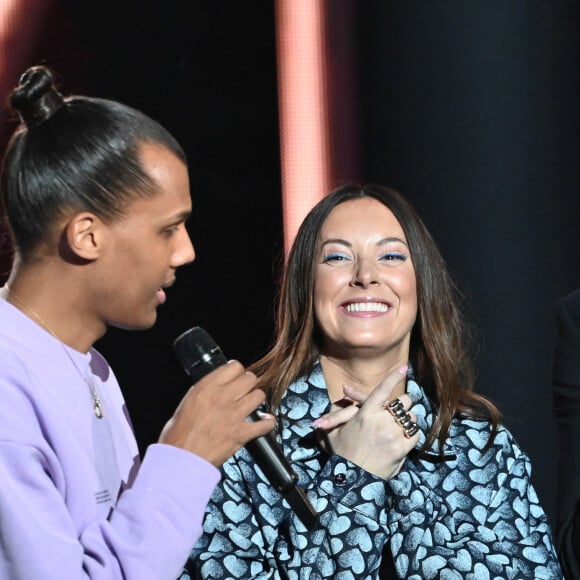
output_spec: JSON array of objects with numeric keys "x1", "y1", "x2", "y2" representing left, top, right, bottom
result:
[{"x1": 553, "y1": 289, "x2": 580, "y2": 578}]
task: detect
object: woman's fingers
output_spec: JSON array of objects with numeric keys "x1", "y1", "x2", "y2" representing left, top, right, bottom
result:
[
  {"x1": 364, "y1": 365, "x2": 409, "y2": 409},
  {"x1": 344, "y1": 384, "x2": 414, "y2": 414},
  {"x1": 342, "y1": 385, "x2": 367, "y2": 404},
  {"x1": 312, "y1": 403, "x2": 359, "y2": 430}
]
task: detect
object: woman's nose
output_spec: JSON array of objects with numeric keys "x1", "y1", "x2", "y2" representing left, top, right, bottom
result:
[{"x1": 350, "y1": 258, "x2": 379, "y2": 287}]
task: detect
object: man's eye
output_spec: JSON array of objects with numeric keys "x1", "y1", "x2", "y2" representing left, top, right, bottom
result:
[{"x1": 164, "y1": 226, "x2": 179, "y2": 237}]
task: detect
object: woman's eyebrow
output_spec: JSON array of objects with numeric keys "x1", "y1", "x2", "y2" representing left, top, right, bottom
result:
[
  {"x1": 320, "y1": 238, "x2": 351, "y2": 248},
  {"x1": 378, "y1": 236, "x2": 409, "y2": 248},
  {"x1": 321, "y1": 236, "x2": 409, "y2": 248}
]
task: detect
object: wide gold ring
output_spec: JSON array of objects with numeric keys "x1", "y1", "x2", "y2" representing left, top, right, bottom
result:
[{"x1": 386, "y1": 398, "x2": 419, "y2": 438}]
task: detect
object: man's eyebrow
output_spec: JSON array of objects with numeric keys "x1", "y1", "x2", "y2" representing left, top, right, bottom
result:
[{"x1": 167, "y1": 210, "x2": 192, "y2": 223}]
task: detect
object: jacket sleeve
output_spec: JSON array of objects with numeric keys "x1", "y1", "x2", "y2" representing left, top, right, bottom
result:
[
  {"x1": 552, "y1": 290, "x2": 580, "y2": 578},
  {"x1": 184, "y1": 449, "x2": 414, "y2": 578},
  {"x1": 392, "y1": 450, "x2": 563, "y2": 579},
  {"x1": 183, "y1": 453, "x2": 284, "y2": 579}
]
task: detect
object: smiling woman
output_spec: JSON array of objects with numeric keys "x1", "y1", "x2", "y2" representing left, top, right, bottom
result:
[
  {"x1": 182, "y1": 183, "x2": 563, "y2": 579},
  {"x1": 313, "y1": 197, "x2": 417, "y2": 393}
]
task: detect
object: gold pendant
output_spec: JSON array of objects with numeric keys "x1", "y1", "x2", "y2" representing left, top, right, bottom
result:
[{"x1": 94, "y1": 400, "x2": 103, "y2": 419}]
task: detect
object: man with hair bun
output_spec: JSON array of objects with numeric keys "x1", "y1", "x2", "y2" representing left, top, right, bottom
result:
[{"x1": 0, "y1": 65, "x2": 275, "y2": 579}]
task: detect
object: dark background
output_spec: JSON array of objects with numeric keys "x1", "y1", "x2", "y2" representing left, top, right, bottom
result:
[{"x1": 1, "y1": 1, "x2": 579, "y2": 526}]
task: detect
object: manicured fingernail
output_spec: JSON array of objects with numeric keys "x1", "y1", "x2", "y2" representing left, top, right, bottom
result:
[
  {"x1": 399, "y1": 365, "x2": 408, "y2": 375},
  {"x1": 312, "y1": 418, "x2": 327, "y2": 429}
]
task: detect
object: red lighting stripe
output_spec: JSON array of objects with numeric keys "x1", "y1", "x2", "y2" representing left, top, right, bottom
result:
[
  {"x1": 275, "y1": 0, "x2": 331, "y2": 258},
  {"x1": 0, "y1": 0, "x2": 55, "y2": 152}
]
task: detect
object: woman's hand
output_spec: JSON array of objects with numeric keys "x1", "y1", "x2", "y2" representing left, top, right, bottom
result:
[{"x1": 312, "y1": 366, "x2": 420, "y2": 480}]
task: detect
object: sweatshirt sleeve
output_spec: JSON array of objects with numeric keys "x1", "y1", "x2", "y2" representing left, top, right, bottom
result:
[
  {"x1": 0, "y1": 439, "x2": 219, "y2": 579},
  {"x1": 0, "y1": 339, "x2": 222, "y2": 580}
]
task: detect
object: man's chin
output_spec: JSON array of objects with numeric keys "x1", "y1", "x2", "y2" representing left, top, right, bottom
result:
[{"x1": 113, "y1": 313, "x2": 158, "y2": 332}]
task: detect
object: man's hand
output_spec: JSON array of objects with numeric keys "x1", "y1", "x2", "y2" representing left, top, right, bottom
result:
[{"x1": 159, "y1": 360, "x2": 276, "y2": 467}]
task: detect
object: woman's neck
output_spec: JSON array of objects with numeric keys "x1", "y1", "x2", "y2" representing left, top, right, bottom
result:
[{"x1": 319, "y1": 353, "x2": 408, "y2": 402}]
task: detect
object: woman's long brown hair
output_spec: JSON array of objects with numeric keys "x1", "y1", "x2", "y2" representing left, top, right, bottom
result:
[{"x1": 249, "y1": 183, "x2": 500, "y2": 456}]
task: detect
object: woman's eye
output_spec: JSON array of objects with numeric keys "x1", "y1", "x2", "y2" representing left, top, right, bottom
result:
[
  {"x1": 380, "y1": 252, "x2": 407, "y2": 262},
  {"x1": 323, "y1": 252, "x2": 350, "y2": 263}
]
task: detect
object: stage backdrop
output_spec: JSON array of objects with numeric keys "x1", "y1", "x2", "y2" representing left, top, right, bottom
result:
[{"x1": 1, "y1": 1, "x2": 579, "y2": 526}]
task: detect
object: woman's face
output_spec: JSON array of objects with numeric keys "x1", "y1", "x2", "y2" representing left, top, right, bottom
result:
[{"x1": 313, "y1": 197, "x2": 417, "y2": 360}]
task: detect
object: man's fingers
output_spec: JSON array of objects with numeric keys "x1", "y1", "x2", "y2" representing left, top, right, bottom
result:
[{"x1": 192, "y1": 359, "x2": 249, "y2": 386}]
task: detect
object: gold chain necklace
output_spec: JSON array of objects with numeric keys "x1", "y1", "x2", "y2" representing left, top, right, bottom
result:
[{"x1": 4, "y1": 285, "x2": 104, "y2": 419}]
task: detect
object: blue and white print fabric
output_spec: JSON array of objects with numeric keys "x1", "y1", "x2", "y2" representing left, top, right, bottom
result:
[{"x1": 182, "y1": 363, "x2": 563, "y2": 579}]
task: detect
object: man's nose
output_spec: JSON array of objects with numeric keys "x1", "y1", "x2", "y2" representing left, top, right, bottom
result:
[{"x1": 174, "y1": 227, "x2": 196, "y2": 267}]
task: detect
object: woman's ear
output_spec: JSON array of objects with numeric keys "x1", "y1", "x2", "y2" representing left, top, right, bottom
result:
[{"x1": 62, "y1": 212, "x2": 102, "y2": 261}]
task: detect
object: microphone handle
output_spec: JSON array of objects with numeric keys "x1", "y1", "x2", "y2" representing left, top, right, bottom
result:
[
  {"x1": 245, "y1": 414, "x2": 318, "y2": 528},
  {"x1": 245, "y1": 413, "x2": 299, "y2": 493},
  {"x1": 174, "y1": 330, "x2": 318, "y2": 529}
]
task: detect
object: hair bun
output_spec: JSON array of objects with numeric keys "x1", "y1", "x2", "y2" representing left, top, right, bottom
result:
[{"x1": 10, "y1": 65, "x2": 65, "y2": 128}]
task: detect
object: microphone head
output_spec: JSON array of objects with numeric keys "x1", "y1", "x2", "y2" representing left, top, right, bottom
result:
[
  {"x1": 173, "y1": 326, "x2": 227, "y2": 382},
  {"x1": 174, "y1": 326, "x2": 216, "y2": 360}
]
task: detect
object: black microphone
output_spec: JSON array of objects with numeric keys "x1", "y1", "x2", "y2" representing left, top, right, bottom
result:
[{"x1": 173, "y1": 326, "x2": 318, "y2": 529}]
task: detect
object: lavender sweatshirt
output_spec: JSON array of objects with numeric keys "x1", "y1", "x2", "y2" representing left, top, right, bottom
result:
[{"x1": 0, "y1": 298, "x2": 220, "y2": 579}]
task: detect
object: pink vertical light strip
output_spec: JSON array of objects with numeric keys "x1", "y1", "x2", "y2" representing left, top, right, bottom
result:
[
  {"x1": 0, "y1": 0, "x2": 55, "y2": 285},
  {"x1": 0, "y1": 0, "x2": 27, "y2": 110},
  {"x1": 0, "y1": 0, "x2": 54, "y2": 151},
  {"x1": 275, "y1": 0, "x2": 330, "y2": 257}
]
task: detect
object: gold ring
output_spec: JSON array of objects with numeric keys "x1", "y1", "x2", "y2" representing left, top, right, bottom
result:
[
  {"x1": 386, "y1": 399, "x2": 418, "y2": 438},
  {"x1": 403, "y1": 422, "x2": 419, "y2": 438}
]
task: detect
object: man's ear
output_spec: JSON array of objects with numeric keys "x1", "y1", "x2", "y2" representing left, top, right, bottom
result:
[{"x1": 63, "y1": 212, "x2": 103, "y2": 261}]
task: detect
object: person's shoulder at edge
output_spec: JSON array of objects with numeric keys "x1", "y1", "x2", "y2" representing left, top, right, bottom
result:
[{"x1": 556, "y1": 287, "x2": 580, "y2": 313}]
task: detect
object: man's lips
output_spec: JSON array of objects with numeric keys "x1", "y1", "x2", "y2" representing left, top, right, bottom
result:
[
  {"x1": 157, "y1": 279, "x2": 175, "y2": 305},
  {"x1": 157, "y1": 288, "x2": 167, "y2": 305}
]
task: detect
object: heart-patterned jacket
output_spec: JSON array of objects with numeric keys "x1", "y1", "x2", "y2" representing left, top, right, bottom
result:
[{"x1": 182, "y1": 362, "x2": 563, "y2": 579}]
